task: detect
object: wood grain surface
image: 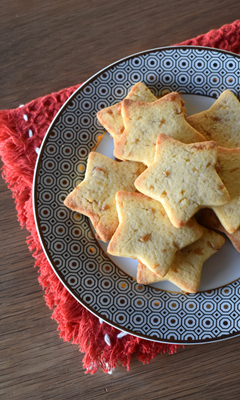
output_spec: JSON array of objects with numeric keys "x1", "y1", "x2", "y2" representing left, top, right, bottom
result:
[{"x1": 1, "y1": 1, "x2": 240, "y2": 399}]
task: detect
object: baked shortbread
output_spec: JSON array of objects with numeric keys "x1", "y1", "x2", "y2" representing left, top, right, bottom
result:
[
  {"x1": 197, "y1": 208, "x2": 240, "y2": 253},
  {"x1": 114, "y1": 92, "x2": 206, "y2": 166},
  {"x1": 137, "y1": 227, "x2": 225, "y2": 293},
  {"x1": 64, "y1": 152, "x2": 145, "y2": 242},
  {"x1": 135, "y1": 134, "x2": 230, "y2": 228},
  {"x1": 96, "y1": 82, "x2": 157, "y2": 147},
  {"x1": 187, "y1": 90, "x2": 240, "y2": 148},
  {"x1": 212, "y1": 147, "x2": 240, "y2": 233},
  {"x1": 107, "y1": 191, "x2": 203, "y2": 278}
]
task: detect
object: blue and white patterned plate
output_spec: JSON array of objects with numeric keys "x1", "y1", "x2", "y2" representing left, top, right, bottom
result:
[{"x1": 33, "y1": 46, "x2": 240, "y2": 344}]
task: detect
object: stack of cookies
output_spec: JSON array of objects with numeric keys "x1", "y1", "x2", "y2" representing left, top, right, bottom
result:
[{"x1": 64, "y1": 82, "x2": 240, "y2": 293}]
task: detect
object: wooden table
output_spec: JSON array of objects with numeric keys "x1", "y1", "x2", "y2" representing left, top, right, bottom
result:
[{"x1": 1, "y1": 2, "x2": 240, "y2": 399}]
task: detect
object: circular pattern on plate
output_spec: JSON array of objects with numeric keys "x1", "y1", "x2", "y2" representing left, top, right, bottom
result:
[{"x1": 34, "y1": 46, "x2": 240, "y2": 344}]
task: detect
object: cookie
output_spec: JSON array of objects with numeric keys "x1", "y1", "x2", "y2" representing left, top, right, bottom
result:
[
  {"x1": 135, "y1": 134, "x2": 230, "y2": 227},
  {"x1": 187, "y1": 90, "x2": 240, "y2": 148},
  {"x1": 107, "y1": 191, "x2": 203, "y2": 278},
  {"x1": 114, "y1": 92, "x2": 206, "y2": 166},
  {"x1": 64, "y1": 152, "x2": 145, "y2": 242},
  {"x1": 136, "y1": 227, "x2": 225, "y2": 293},
  {"x1": 96, "y1": 82, "x2": 157, "y2": 147},
  {"x1": 212, "y1": 147, "x2": 240, "y2": 233},
  {"x1": 197, "y1": 208, "x2": 240, "y2": 253}
]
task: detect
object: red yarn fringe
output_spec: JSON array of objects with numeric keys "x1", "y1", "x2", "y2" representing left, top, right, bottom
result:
[{"x1": 1, "y1": 20, "x2": 240, "y2": 373}]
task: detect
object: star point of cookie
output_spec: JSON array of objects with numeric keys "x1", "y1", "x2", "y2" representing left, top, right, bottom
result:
[
  {"x1": 114, "y1": 92, "x2": 206, "y2": 166},
  {"x1": 187, "y1": 90, "x2": 240, "y2": 148},
  {"x1": 107, "y1": 191, "x2": 203, "y2": 278},
  {"x1": 136, "y1": 227, "x2": 225, "y2": 293},
  {"x1": 135, "y1": 134, "x2": 230, "y2": 228},
  {"x1": 197, "y1": 208, "x2": 240, "y2": 253},
  {"x1": 96, "y1": 82, "x2": 156, "y2": 147},
  {"x1": 64, "y1": 152, "x2": 145, "y2": 242}
]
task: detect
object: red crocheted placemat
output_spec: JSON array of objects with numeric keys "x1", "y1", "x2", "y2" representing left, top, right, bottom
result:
[{"x1": 1, "y1": 20, "x2": 240, "y2": 374}]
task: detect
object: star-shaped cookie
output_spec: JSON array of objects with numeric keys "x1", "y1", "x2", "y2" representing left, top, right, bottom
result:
[
  {"x1": 187, "y1": 90, "x2": 240, "y2": 148},
  {"x1": 114, "y1": 92, "x2": 206, "y2": 166},
  {"x1": 135, "y1": 134, "x2": 230, "y2": 228},
  {"x1": 107, "y1": 191, "x2": 203, "y2": 278},
  {"x1": 136, "y1": 227, "x2": 225, "y2": 293},
  {"x1": 97, "y1": 82, "x2": 157, "y2": 147},
  {"x1": 212, "y1": 147, "x2": 240, "y2": 233},
  {"x1": 64, "y1": 152, "x2": 145, "y2": 242}
]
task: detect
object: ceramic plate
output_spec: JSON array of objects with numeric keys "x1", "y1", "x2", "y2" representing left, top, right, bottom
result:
[{"x1": 33, "y1": 46, "x2": 240, "y2": 344}]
